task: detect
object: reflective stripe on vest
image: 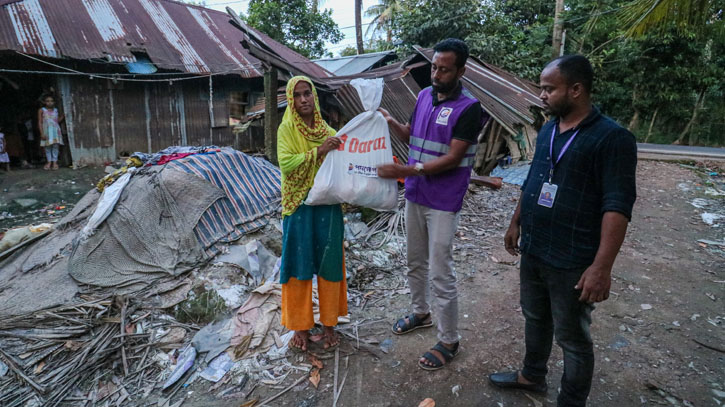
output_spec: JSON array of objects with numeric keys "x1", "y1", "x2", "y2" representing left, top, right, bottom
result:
[{"x1": 408, "y1": 139, "x2": 477, "y2": 168}]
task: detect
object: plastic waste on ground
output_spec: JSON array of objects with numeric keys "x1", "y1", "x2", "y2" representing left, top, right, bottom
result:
[{"x1": 162, "y1": 345, "x2": 196, "y2": 390}]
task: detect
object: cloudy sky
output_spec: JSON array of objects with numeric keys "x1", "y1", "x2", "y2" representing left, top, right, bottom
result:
[{"x1": 202, "y1": 0, "x2": 380, "y2": 57}]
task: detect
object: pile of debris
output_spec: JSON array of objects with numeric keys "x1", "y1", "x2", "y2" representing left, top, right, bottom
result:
[
  {"x1": 0, "y1": 147, "x2": 290, "y2": 406},
  {"x1": 0, "y1": 144, "x2": 428, "y2": 406}
]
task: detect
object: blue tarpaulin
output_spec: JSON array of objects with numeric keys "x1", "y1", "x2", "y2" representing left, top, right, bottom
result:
[{"x1": 169, "y1": 148, "x2": 281, "y2": 255}]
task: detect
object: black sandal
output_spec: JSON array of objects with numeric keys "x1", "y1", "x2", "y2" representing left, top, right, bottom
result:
[
  {"x1": 391, "y1": 313, "x2": 433, "y2": 335},
  {"x1": 418, "y1": 341, "x2": 459, "y2": 371}
]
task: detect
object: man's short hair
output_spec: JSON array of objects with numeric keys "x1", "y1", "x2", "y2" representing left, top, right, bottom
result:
[
  {"x1": 551, "y1": 55, "x2": 594, "y2": 93},
  {"x1": 433, "y1": 38, "x2": 469, "y2": 69}
]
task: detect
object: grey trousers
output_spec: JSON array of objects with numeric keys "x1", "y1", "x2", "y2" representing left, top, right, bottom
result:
[{"x1": 405, "y1": 200, "x2": 460, "y2": 343}]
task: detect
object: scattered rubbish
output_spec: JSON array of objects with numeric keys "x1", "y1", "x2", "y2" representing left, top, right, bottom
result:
[
  {"x1": 610, "y1": 335, "x2": 630, "y2": 350},
  {"x1": 266, "y1": 331, "x2": 294, "y2": 359},
  {"x1": 200, "y1": 352, "x2": 235, "y2": 383},
  {"x1": 690, "y1": 198, "x2": 709, "y2": 209},
  {"x1": 698, "y1": 239, "x2": 725, "y2": 246},
  {"x1": 641, "y1": 304, "x2": 653, "y2": 310},
  {"x1": 344, "y1": 214, "x2": 369, "y2": 243},
  {"x1": 691, "y1": 314, "x2": 700, "y2": 321},
  {"x1": 713, "y1": 389, "x2": 725, "y2": 398},
  {"x1": 418, "y1": 398, "x2": 435, "y2": 407},
  {"x1": 309, "y1": 368, "x2": 321, "y2": 388},
  {"x1": 215, "y1": 285, "x2": 247, "y2": 309},
  {"x1": 705, "y1": 292, "x2": 717, "y2": 301},
  {"x1": 672, "y1": 321, "x2": 680, "y2": 327},
  {"x1": 163, "y1": 345, "x2": 197, "y2": 390},
  {"x1": 524, "y1": 393, "x2": 544, "y2": 407},
  {"x1": 0, "y1": 223, "x2": 52, "y2": 255},
  {"x1": 231, "y1": 283, "x2": 284, "y2": 360},
  {"x1": 380, "y1": 338, "x2": 394, "y2": 354},
  {"x1": 0, "y1": 360, "x2": 7, "y2": 377},
  {"x1": 192, "y1": 319, "x2": 236, "y2": 363},
  {"x1": 701, "y1": 213, "x2": 723, "y2": 226},
  {"x1": 451, "y1": 384, "x2": 461, "y2": 397},
  {"x1": 216, "y1": 240, "x2": 281, "y2": 286},
  {"x1": 13, "y1": 198, "x2": 38, "y2": 208},
  {"x1": 705, "y1": 187, "x2": 725, "y2": 196}
]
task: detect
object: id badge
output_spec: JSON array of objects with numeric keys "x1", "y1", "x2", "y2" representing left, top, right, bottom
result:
[{"x1": 537, "y1": 182, "x2": 558, "y2": 208}]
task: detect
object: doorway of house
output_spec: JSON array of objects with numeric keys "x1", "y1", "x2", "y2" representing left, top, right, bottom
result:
[{"x1": 0, "y1": 74, "x2": 70, "y2": 168}]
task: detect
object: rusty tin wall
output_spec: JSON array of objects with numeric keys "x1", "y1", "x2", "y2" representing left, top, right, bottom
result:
[{"x1": 59, "y1": 75, "x2": 240, "y2": 164}]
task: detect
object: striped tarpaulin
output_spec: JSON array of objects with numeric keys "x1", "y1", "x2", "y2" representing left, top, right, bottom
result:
[{"x1": 168, "y1": 148, "x2": 281, "y2": 255}]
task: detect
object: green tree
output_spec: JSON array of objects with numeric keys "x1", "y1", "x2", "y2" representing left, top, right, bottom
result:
[
  {"x1": 616, "y1": 0, "x2": 719, "y2": 38},
  {"x1": 365, "y1": 0, "x2": 404, "y2": 43},
  {"x1": 393, "y1": 0, "x2": 483, "y2": 49},
  {"x1": 391, "y1": 0, "x2": 724, "y2": 146},
  {"x1": 568, "y1": 0, "x2": 724, "y2": 145},
  {"x1": 245, "y1": 0, "x2": 343, "y2": 59}
]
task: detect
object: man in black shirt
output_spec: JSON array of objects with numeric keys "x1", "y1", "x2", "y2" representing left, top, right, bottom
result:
[{"x1": 488, "y1": 55, "x2": 637, "y2": 406}]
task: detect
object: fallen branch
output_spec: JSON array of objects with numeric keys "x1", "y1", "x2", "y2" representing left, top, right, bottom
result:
[
  {"x1": 693, "y1": 338, "x2": 725, "y2": 354},
  {"x1": 0, "y1": 348, "x2": 46, "y2": 394},
  {"x1": 258, "y1": 375, "x2": 307, "y2": 406}
]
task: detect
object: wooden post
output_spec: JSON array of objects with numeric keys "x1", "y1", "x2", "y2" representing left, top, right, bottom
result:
[{"x1": 264, "y1": 67, "x2": 278, "y2": 165}]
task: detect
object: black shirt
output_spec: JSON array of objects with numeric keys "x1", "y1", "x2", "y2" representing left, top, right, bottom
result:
[
  {"x1": 520, "y1": 106, "x2": 637, "y2": 269},
  {"x1": 409, "y1": 83, "x2": 484, "y2": 144}
]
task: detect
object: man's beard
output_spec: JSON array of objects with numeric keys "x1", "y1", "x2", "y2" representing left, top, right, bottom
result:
[
  {"x1": 545, "y1": 99, "x2": 573, "y2": 117},
  {"x1": 432, "y1": 79, "x2": 457, "y2": 94}
]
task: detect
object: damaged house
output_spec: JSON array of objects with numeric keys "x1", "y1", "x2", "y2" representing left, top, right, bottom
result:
[
  {"x1": 0, "y1": 0, "x2": 329, "y2": 166},
  {"x1": 234, "y1": 14, "x2": 544, "y2": 174}
]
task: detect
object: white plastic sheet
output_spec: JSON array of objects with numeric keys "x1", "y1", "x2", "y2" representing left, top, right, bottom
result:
[{"x1": 80, "y1": 169, "x2": 135, "y2": 240}]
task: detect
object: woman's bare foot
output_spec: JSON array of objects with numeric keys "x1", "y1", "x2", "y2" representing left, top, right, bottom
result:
[
  {"x1": 52, "y1": 162, "x2": 59, "y2": 170},
  {"x1": 290, "y1": 330, "x2": 310, "y2": 351},
  {"x1": 43, "y1": 163, "x2": 50, "y2": 170},
  {"x1": 322, "y1": 326, "x2": 339, "y2": 349}
]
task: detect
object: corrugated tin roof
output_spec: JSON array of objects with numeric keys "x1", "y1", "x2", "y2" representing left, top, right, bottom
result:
[
  {"x1": 245, "y1": 93, "x2": 287, "y2": 120},
  {"x1": 413, "y1": 47, "x2": 543, "y2": 135},
  {"x1": 0, "y1": 0, "x2": 323, "y2": 77},
  {"x1": 313, "y1": 51, "x2": 395, "y2": 76}
]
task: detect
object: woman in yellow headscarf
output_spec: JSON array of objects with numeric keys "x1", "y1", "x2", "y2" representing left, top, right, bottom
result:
[{"x1": 278, "y1": 76, "x2": 347, "y2": 351}]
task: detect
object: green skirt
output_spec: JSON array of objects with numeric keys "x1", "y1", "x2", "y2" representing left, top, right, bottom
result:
[{"x1": 280, "y1": 203, "x2": 344, "y2": 284}]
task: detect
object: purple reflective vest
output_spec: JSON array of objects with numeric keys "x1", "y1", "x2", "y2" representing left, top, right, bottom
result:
[{"x1": 405, "y1": 86, "x2": 481, "y2": 212}]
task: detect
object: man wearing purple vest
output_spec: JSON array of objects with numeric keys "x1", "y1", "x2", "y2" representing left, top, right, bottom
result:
[{"x1": 378, "y1": 38, "x2": 487, "y2": 370}]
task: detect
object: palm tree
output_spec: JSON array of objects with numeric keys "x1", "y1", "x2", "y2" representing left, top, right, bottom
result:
[
  {"x1": 365, "y1": 0, "x2": 403, "y2": 43},
  {"x1": 616, "y1": 0, "x2": 716, "y2": 37}
]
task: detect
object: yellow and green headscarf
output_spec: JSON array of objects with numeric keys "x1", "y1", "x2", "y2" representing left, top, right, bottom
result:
[
  {"x1": 277, "y1": 76, "x2": 336, "y2": 216},
  {"x1": 283, "y1": 76, "x2": 331, "y2": 142}
]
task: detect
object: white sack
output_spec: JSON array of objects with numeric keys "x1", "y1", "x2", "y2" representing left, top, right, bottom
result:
[{"x1": 305, "y1": 78, "x2": 397, "y2": 211}]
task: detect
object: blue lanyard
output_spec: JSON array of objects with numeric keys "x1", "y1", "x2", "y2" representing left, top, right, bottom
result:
[{"x1": 549, "y1": 125, "x2": 580, "y2": 183}]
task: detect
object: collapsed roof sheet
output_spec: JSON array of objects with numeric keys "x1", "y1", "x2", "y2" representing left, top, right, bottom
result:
[
  {"x1": 313, "y1": 51, "x2": 395, "y2": 76},
  {"x1": 413, "y1": 47, "x2": 543, "y2": 135}
]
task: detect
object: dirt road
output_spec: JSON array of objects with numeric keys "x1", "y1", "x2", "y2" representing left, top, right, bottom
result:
[
  {"x1": 2, "y1": 161, "x2": 722, "y2": 406},
  {"x1": 218, "y1": 160, "x2": 724, "y2": 407}
]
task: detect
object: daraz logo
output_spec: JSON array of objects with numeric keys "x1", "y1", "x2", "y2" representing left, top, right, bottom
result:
[{"x1": 336, "y1": 134, "x2": 387, "y2": 153}]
